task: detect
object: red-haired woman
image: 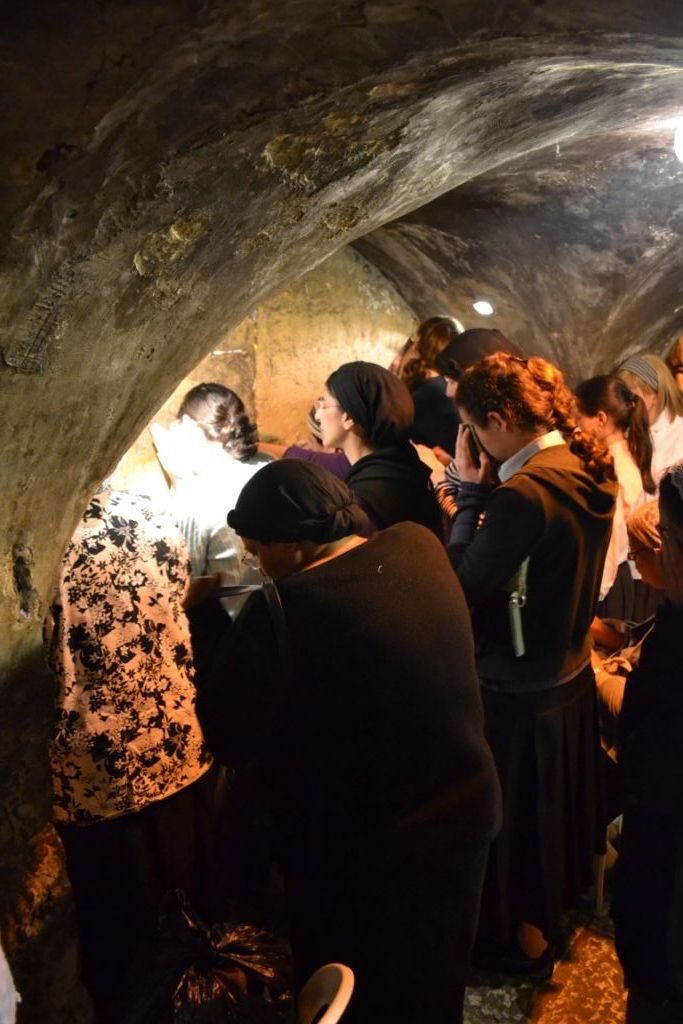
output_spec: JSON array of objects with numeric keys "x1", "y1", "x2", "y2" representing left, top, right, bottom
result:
[{"x1": 448, "y1": 353, "x2": 617, "y2": 975}]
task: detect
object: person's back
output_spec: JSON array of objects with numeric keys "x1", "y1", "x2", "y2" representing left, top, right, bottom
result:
[
  {"x1": 50, "y1": 488, "x2": 209, "y2": 822},
  {"x1": 456, "y1": 443, "x2": 615, "y2": 686},
  {"x1": 48, "y1": 488, "x2": 212, "y2": 1015},
  {"x1": 613, "y1": 466, "x2": 683, "y2": 1018},
  {"x1": 199, "y1": 470, "x2": 501, "y2": 1024},
  {"x1": 272, "y1": 521, "x2": 498, "y2": 835}
]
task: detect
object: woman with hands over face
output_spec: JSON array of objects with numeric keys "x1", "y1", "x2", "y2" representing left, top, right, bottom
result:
[{"x1": 448, "y1": 352, "x2": 617, "y2": 976}]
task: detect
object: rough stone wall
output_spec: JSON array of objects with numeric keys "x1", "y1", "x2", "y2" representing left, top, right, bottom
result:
[
  {"x1": 114, "y1": 246, "x2": 416, "y2": 488},
  {"x1": 252, "y1": 246, "x2": 416, "y2": 442},
  {"x1": 3, "y1": 3, "x2": 683, "y2": 1021}
]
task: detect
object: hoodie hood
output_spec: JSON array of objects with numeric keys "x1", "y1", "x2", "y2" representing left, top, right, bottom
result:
[{"x1": 517, "y1": 445, "x2": 616, "y2": 526}]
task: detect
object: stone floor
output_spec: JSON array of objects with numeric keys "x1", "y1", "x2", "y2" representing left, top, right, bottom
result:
[{"x1": 463, "y1": 908, "x2": 627, "y2": 1024}]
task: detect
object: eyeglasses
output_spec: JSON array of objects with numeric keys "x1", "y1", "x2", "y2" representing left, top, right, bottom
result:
[{"x1": 315, "y1": 397, "x2": 341, "y2": 411}]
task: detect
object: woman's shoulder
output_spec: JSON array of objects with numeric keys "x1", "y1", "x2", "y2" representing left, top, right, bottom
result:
[{"x1": 368, "y1": 520, "x2": 455, "y2": 566}]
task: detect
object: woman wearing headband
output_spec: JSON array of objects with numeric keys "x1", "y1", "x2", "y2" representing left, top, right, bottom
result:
[
  {"x1": 448, "y1": 353, "x2": 617, "y2": 976},
  {"x1": 613, "y1": 464, "x2": 683, "y2": 1021},
  {"x1": 198, "y1": 460, "x2": 501, "y2": 1024},
  {"x1": 618, "y1": 354, "x2": 683, "y2": 488}
]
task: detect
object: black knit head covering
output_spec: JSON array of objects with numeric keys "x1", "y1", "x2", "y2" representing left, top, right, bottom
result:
[
  {"x1": 326, "y1": 361, "x2": 414, "y2": 447},
  {"x1": 227, "y1": 460, "x2": 368, "y2": 542},
  {"x1": 434, "y1": 328, "x2": 522, "y2": 381}
]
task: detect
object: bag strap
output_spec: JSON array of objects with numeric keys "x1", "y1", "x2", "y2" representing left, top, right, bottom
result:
[
  {"x1": 261, "y1": 578, "x2": 292, "y2": 678},
  {"x1": 505, "y1": 556, "x2": 530, "y2": 658},
  {"x1": 204, "y1": 580, "x2": 292, "y2": 683}
]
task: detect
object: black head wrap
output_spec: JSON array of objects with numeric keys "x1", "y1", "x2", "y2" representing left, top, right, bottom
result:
[
  {"x1": 434, "y1": 328, "x2": 522, "y2": 381},
  {"x1": 326, "y1": 361, "x2": 414, "y2": 447},
  {"x1": 227, "y1": 460, "x2": 368, "y2": 542}
]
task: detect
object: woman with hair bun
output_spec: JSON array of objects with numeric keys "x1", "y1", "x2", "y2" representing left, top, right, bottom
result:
[
  {"x1": 618, "y1": 354, "x2": 683, "y2": 488},
  {"x1": 448, "y1": 353, "x2": 617, "y2": 976},
  {"x1": 575, "y1": 374, "x2": 654, "y2": 616},
  {"x1": 152, "y1": 383, "x2": 271, "y2": 605}
]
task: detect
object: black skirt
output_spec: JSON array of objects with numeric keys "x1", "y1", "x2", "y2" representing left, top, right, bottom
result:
[{"x1": 477, "y1": 665, "x2": 604, "y2": 948}]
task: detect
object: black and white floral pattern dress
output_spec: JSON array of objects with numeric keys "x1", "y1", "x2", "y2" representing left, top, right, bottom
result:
[{"x1": 49, "y1": 489, "x2": 212, "y2": 825}]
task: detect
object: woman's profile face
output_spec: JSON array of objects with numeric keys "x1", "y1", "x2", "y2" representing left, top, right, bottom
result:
[
  {"x1": 315, "y1": 387, "x2": 347, "y2": 449},
  {"x1": 243, "y1": 537, "x2": 301, "y2": 580},
  {"x1": 576, "y1": 409, "x2": 610, "y2": 442},
  {"x1": 456, "y1": 407, "x2": 525, "y2": 463},
  {"x1": 627, "y1": 381, "x2": 658, "y2": 425},
  {"x1": 628, "y1": 541, "x2": 664, "y2": 590}
]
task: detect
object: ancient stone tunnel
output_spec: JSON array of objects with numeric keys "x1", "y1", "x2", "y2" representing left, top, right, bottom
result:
[{"x1": 3, "y1": 1, "x2": 683, "y2": 1019}]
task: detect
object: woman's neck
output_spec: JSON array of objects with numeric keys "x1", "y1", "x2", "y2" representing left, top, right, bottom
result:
[
  {"x1": 601, "y1": 427, "x2": 625, "y2": 447},
  {"x1": 341, "y1": 433, "x2": 375, "y2": 465}
]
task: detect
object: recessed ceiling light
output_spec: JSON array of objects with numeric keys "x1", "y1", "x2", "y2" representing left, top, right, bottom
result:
[{"x1": 473, "y1": 300, "x2": 494, "y2": 316}]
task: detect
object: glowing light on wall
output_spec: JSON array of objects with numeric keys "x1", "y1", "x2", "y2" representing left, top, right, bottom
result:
[
  {"x1": 473, "y1": 300, "x2": 494, "y2": 316},
  {"x1": 674, "y1": 122, "x2": 683, "y2": 164}
]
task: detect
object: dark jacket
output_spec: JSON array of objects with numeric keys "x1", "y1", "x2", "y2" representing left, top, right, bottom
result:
[
  {"x1": 449, "y1": 444, "x2": 616, "y2": 687},
  {"x1": 410, "y1": 376, "x2": 460, "y2": 454},
  {"x1": 199, "y1": 522, "x2": 500, "y2": 850},
  {"x1": 347, "y1": 443, "x2": 443, "y2": 538}
]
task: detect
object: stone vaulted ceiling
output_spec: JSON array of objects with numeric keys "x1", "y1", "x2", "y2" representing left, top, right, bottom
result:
[{"x1": 2, "y1": 4, "x2": 683, "y2": 1017}]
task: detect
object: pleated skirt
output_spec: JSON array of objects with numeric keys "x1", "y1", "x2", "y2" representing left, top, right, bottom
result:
[{"x1": 477, "y1": 664, "x2": 604, "y2": 948}]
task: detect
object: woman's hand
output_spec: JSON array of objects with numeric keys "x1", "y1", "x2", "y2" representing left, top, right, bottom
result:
[
  {"x1": 455, "y1": 424, "x2": 494, "y2": 485},
  {"x1": 432, "y1": 445, "x2": 453, "y2": 467},
  {"x1": 183, "y1": 573, "x2": 221, "y2": 610}
]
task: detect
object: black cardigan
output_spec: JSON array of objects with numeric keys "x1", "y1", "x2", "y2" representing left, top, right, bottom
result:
[
  {"x1": 198, "y1": 522, "x2": 500, "y2": 854},
  {"x1": 449, "y1": 444, "x2": 616, "y2": 688}
]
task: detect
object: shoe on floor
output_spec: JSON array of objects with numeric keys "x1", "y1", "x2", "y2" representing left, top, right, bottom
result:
[{"x1": 472, "y1": 943, "x2": 555, "y2": 980}]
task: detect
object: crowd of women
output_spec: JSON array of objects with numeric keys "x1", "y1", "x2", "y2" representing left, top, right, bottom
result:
[{"x1": 46, "y1": 322, "x2": 683, "y2": 1024}]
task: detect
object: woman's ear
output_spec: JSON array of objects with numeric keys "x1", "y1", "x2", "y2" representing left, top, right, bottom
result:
[
  {"x1": 340, "y1": 411, "x2": 356, "y2": 432},
  {"x1": 487, "y1": 411, "x2": 508, "y2": 432}
]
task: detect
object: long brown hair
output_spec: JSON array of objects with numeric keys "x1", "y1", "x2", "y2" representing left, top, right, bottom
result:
[
  {"x1": 400, "y1": 317, "x2": 461, "y2": 392},
  {"x1": 575, "y1": 374, "x2": 655, "y2": 494},
  {"x1": 457, "y1": 353, "x2": 616, "y2": 483}
]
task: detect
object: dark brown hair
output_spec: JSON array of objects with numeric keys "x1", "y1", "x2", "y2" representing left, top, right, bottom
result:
[
  {"x1": 456, "y1": 353, "x2": 616, "y2": 483},
  {"x1": 178, "y1": 383, "x2": 258, "y2": 462},
  {"x1": 400, "y1": 317, "x2": 461, "y2": 392},
  {"x1": 575, "y1": 375, "x2": 655, "y2": 494}
]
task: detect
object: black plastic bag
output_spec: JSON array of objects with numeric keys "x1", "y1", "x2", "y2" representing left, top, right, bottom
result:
[{"x1": 119, "y1": 890, "x2": 292, "y2": 1024}]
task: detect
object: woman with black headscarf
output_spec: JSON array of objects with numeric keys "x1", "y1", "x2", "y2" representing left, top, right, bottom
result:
[
  {"x1": 198, "y1": 460, "x2": 501, "y2": 1024},
  {"x1": 315, "y1": 360, "x2": 443, "y2": 537}
]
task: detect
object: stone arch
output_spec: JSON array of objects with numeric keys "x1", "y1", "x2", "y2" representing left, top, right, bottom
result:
[{"x1": 3, "y1": 8, "x2": 683, "y2": 1017}]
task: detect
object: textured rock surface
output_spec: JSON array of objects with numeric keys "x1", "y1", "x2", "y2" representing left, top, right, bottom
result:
[
  {"x1": 115, "y1": 246, "x2": 414, "y2": 491},
  {"x1": 357, "y1": 135, "x2": 683, "y2": 378},
  {"x1": 2, "y1": 2, "x2": 683, "y2": 1018}
]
